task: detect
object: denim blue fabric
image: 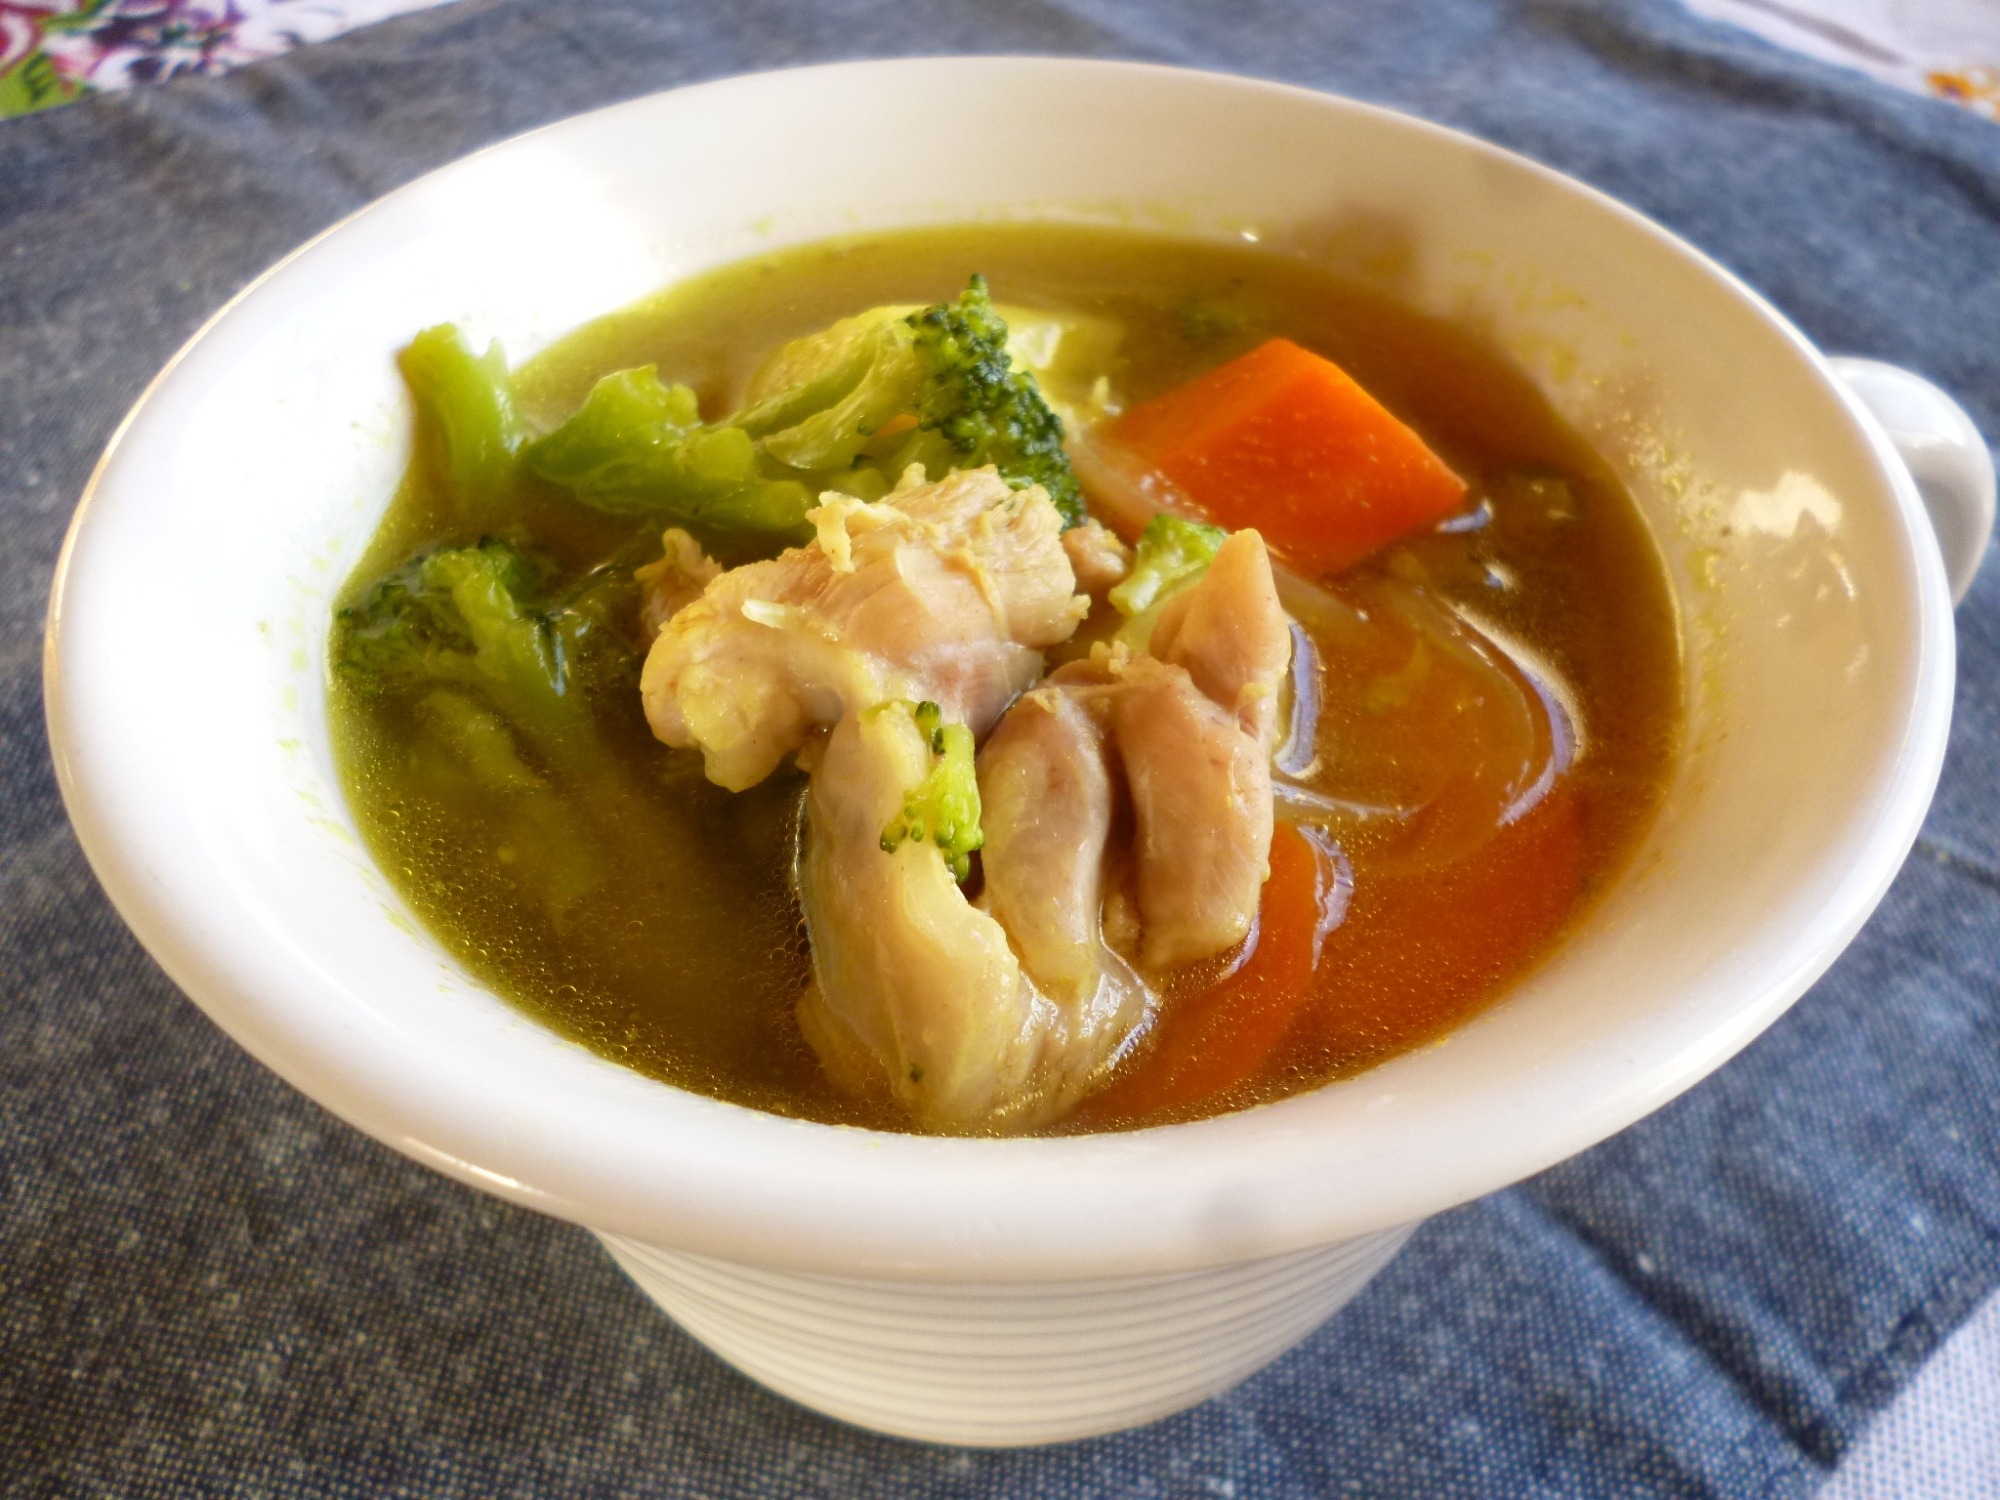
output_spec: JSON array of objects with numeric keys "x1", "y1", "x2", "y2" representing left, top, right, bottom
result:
[{"x1": 2, "y1": 1, "x2": 1997, "y2": 1495}]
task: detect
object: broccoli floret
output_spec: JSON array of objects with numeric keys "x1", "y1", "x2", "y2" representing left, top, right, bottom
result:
[
  {"x1": 1109, "y1": 513, "x2": 1231, "y2": 616},
  {"x1": 524, "y1": 366, "x2": 815, "y2": 540},
  {"x1": 526, "y1": 279, "x2": 1089, "y2": 544},
  {"x1": 879, "y1": 701, "x2": 985, "y2": 883},
  {"x1": 398, "y1": 325, "x2": 525, "y2": 522},
  {"x1": 335, "y1": 537, "x2": 610, "y2": 765},
  {"x1": 1107, "y1": 514, "x2": 1234, "y2": 657},
  {"x1": 903, "y1": 276, "x2": 1084, "y2": 525},
  {"x1": 337, "y1": 537, "x2": 658, "y2": 922},
  {"x1": 743, "y1": 277, "x2": 1088, "y2": 521}
]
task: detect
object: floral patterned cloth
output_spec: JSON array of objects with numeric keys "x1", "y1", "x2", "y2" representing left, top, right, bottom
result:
[
  {"x1": 1684, "y1": 0, "x2": 2000, "y2": 120},
  {"x1": 9, "y1": 0, "x2": 1995, "y2": 124},
  {"x1": 0, "y1": 0, "x2": 452, "y2": 115}
]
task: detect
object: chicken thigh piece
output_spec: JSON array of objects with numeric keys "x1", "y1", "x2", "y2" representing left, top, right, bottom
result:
[
  {"x1": 1123, "y1": 528, "x2": 1292, "y2": 966},
  {"x1": 973, "y1": 688, "x2": 1115, "y2": 1000},
  {"x1": 975, "y1": 528, "x2": 1292, "y2": 978},
  {"x1": 973, "y1": 689, "x2": 1152, "y2": 1050},
  {"x1": 641, "y1": 466, "x2": 1084, "y2": 789},
  {"x1": 797, "y1": 703, "x2": 1134, "y2": 1133},
  {"x1": 1149, "y1": 529, "x2": 1293, "y2": 743}
]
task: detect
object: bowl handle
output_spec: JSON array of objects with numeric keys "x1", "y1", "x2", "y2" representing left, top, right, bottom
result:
[{"x1": 1830, "y1": 357, "x2": 1995, "y2": 606}]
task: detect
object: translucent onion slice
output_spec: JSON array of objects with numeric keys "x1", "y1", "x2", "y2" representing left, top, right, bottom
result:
[
  {"x1": 1068, "y1": 432, "x2": 1208, "y2": 541},
  {"x1": 1318, "y1": 574, "x2": 1573, "y2": 873},
  {"x1": 1074, "y1": 432, "x2": 1580, "y2": 877}
]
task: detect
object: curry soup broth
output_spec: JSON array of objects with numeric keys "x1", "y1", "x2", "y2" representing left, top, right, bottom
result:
[{"x1": 331, "y1": 224, "x2": 1682, "y2": 1134}]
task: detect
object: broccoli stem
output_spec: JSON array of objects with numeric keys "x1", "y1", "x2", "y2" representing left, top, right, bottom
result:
[{"x1": 398, "y1": 325, "x2": 525, "y2": 522}]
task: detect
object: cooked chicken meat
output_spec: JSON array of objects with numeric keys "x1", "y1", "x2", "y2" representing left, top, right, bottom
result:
[
  {"x1": 979, "y1": 530, "x2": 1291, "y2": 978},
  {"x1": 643, "y1": 465, "x2": 1119, "y2": 1129},
  {"x1": 795, "y1": 702, "x2": 1154, "y2": 1132},
  {"x1": 1150, "y1": 530, "x2": 1294, "y2": 744},
  {"x1": 829, "y1": 578, "x2": 1294, "y2": 1129},
  {"x1": 974, "y1": 687, "x2": 1117, "y2": 1001},
  {"x1": 805, "y1": 524, "x2": 1288, "y2": 1130},
  {"x1": 641, "y1": 464, "x2": 1291, "y2": 1132},
  {"x1": 640, "y1": 465, "x2": 1084, "y2": 790},
  {"x1": 795, "y1": 704, "x2": 1059, "y2": 1130},
  {"x1": 1110, "y1": 654, "x2": 1279, "y2": 968},
  {"x1": 633, "y1": 527, "x2": 723, "y2": 640},
  {"x1": 1060, "y1": 519, "x2": 1133, "y2": 596}
]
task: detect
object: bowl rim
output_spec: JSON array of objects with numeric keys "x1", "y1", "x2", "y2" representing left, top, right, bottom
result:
[{"x1": 43, "y1": 55, "x2": 1957, "y2": 1281}]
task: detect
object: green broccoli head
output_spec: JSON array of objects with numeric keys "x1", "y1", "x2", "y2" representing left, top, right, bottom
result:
[
  {"x1": 335, "y1": 538, "x2": 614, "y2": 765},
  {"x1": 1106, "y1": 513, "x2": 1233, "y2": 658},
  {"x1": 879, "y1": 700, "x2": 985, "y2": 883},
  {"x1": 338, "y1": 539, "x2": 538, "y2": 685},
  {"x1": 523, "y1": 278, "x2": 1091, "y2": 545},
  {"x1": 903, "y1": 276, "x2": 1084, "y2": 525},
  {"x1": 1108, "y1": 513, "x2": 1231, "y2": 617}
]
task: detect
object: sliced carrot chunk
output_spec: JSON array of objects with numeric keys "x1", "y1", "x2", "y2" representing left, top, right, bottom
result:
[{"x1": 1105, "y1": 337, "x2": 1468, "y2": 573}]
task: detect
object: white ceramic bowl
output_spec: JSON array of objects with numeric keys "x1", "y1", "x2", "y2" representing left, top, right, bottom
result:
[{"x1": 44, "y1": 59, "x2": 1994, "y2": 1446}]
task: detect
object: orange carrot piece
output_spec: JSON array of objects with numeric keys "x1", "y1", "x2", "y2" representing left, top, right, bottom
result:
[
  {"x1": 1082, "y1": 785, "x2": 1586, "y2": 1125},
  {"x1": 1088, "y1": 823, "x2": 1337, "y2": 1118},
  {"x1": 1105, "y1": 338, "x2": 1468, "y2": 573},
  {"x1": 1296, "y1": 786, "x2": 1586, "y2": 1064}
]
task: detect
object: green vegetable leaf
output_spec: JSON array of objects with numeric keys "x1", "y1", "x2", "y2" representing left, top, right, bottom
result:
[
  {"x1": 523, "y1": 365, "x2": 815, "y2": 538},
  {"x1": 335, "y1": 537, "x2": 610, "y2": 769},
  {"x1": 524, "y1": 366, "x2": 702, "y2": 490}
]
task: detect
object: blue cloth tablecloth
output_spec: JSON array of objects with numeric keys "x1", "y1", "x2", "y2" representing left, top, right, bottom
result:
[{"x1": 3, "y1": 2, "x2": 1997, "y2": 1494}]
